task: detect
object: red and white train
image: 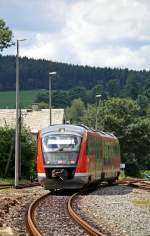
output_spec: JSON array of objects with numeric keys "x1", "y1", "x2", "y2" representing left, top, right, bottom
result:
[{"x1": 37, "y1": 124, "x2": 121, "y2": 190}]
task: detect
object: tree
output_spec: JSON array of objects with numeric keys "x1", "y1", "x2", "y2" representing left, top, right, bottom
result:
[
  {"x1": 0, "y1": 126, "x2": 36, "y2": 178},
  {"x1": 146, "y1": 104, "x2": 150, "y2": 117},
  {"x1": 136, "y1": 94, "x2": 149, "y2": 116},
  {"x1": 123, "y1": 72, "x2": 139, "y2": 99},
  {"x1": 38, "y1": 102, "x2": 49, "y2": 109},
  {"x1": 81, "y1": 104, "x2": 97, "y2": 128},
  {"x1": 143, "y1": 75, "x2": 150, "y2": 98},
  {"x1": 97, "y1": 98, "x2": 139, "y2": 161},
  {"x1": 34, "y1": 90, "x2": 70, "y2": 108},
  {"x1": 65, "y1": 98, "x2": 85, "y2": 123},
  {"x1": 101, "y1": 98, "x2": 140, "y2": 133},
  {"x1": 68, "y1": 87, "x2": 87, "y2": 104},
  {"x1": 52, "y1": 90, "x2": 70, "y2": 108},
  {"x1": 34, "y1": 91, "x2": 49, "y2": 104},
  {"x1": 81, "y1": 97, "x2": 150, "y2": 176},
  {"x1": 89, "y1": 84, "x2": 103, "y2": 104},
  {"x1": 0, "y1": 19, "x2": 13, "y2": 51},
  {"x1": 124, "y1": 119, "x2": 150, "y2": 172},
  {"x1": 107, "y1": 79, "x2": 120, "y2": 97}
]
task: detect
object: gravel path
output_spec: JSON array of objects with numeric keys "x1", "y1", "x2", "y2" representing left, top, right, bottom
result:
[
  {"x1": 75, "y1": 185, "x2": 150, "y2": 236},
  {"x1": 35, "y1": 193, "x2": 88, "y2": 236}
]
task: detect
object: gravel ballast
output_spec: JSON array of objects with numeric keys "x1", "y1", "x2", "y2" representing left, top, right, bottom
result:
[
  {"x1": 75, "y1": 185, "x2": 150, "y2": 236},
  {"x1": 35, "y1": 194, "x2": 88, "y2": 236},
  {"x1": 0, "y1": 184, "x2": 149, "y2": 236}
]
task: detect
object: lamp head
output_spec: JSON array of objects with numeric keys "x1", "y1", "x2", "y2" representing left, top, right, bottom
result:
[
  {"x1": 96, "y1": 94, "x2": 102, "y2": 98},
  {"x1": 49, "y1": 72, "x2": 57, "y2": 75},
  {"x1": 17, "y1": 39, "x2": 27, "y2": 42}
]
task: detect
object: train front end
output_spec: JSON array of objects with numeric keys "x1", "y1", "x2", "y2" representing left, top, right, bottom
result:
[{"x1": 37, "y1": 125, "x2": 87, "y2": 190}]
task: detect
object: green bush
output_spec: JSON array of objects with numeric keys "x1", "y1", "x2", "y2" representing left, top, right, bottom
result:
[
  {"x1": 140, "y1": 170, "x2": 150, "y2": 179},
  {"x1": 0, "y1": 126, "x2": 37, "y2": 179},
  {"x1": 125, "y1": 163, "x2": 140, "y2": 177}
]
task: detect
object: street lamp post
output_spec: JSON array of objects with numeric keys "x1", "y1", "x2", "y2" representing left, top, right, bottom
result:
[
  {"x1": 15, "y1": 39, "x2": 26, "y2": 187},
  {"x1": 49, "y1": 72, "x2": 56, "y2": 125},
  {"x1": 95, "y1": 94, "x2": 102, "y2": 130}
]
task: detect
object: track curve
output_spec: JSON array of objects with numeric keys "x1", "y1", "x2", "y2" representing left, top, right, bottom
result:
[
  {"x1": 68, "y1": 191, "x2": 105, "y2": 236},
  {"x1": 26, "y1": 193, "x2": 49, "y2": 236},
  {"x1": 26, "y1": 180, "x2": 150, "y2": 236}
]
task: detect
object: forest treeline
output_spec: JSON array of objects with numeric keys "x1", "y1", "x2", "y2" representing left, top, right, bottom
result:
[{"x1": 0, "y1": 55, "x2": 150, "y2": 98}]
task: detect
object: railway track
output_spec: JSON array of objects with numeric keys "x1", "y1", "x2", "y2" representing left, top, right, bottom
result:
[
  {"x1": 27, "y1": 193, "x2": 49, "y2": 236},
  {"x1": 0, "y1": 184, "x2": 13, "y2": 190},
  {"x1": 128, "y1": 180, "x2": 150, "y2": 191},
  {"x1": 0, "y1": 182, "x2": 40, "y2": 190},
  {"x1": 26, "y1": 190, "x2": 88, "y2": 236},
  {"x1": 118, "y1": 179, "x2": 150, "y2": 191},
  {"x1": 26, "y1": 180, "x2": 150, "y2": 236},
  {"x1": 15, "y1": 182, "x2": 40, "y2": 189},
  {"x1": 68, "y1": 189, "x2": 105, "y2": 236},
  {"x1": 26, "y1": 185, "x2": 105, "y2": 236}
]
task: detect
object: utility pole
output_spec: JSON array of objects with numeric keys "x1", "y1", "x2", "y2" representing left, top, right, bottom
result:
[
  {"x1": 49, "y1": 72, "x2": 56, "y2": 125},
  {"x1": 95, "y1": 94, "x2": 102, "y2": 130},
  {"x1": 15, "y1": 40, "x2": 19, "y2": 187},
  {"x1": 15, "y1": 39, "x2": 26, "y2": 187}
]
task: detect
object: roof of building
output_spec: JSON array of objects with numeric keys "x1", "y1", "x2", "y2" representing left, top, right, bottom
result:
[{"x1": 0, "y1": 109, "x2": 64, "y2": 133}]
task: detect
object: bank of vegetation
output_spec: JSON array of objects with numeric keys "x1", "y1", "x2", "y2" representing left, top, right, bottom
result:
[{"x1": 0, "y1": 126, "x2": 36, "y2": 179}]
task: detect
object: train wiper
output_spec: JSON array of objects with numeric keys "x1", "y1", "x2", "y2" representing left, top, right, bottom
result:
[{"x1": 58, "y1": 147, "x2": 64, "y2": 151}]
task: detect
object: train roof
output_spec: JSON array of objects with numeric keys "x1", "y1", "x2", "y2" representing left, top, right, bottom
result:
[
  {"x1": 40, "y1": 124, "x2": 118, "y2": 140},
  {"x1": 40, "y1": 124, "x2": 86, "y2": 136}
]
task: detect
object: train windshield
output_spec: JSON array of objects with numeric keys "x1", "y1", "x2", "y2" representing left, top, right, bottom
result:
[
  {"x1": 42, "y1": 134, "x2": 81, "y2": 152},
  {"x1": 42, "y1": 134, "x2": 82, "y2": 165}
]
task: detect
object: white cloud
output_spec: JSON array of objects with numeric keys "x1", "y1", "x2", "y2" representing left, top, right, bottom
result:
[
  {"x1": 76, "y1": 46, "x2": 148, "y2": 69},
  {"x1": 21, "y1": 33, "x2": 55, "y2": 59},
  {"x1": 1, "y1": 0, "x2": 150, "y2": 69}
]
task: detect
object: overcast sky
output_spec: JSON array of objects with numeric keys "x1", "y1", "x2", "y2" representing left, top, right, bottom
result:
[{"x1": 0, "y1": 0, "x2": 150, "y2": 70}]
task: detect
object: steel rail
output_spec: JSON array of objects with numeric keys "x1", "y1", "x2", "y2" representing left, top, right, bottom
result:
[
  {"x1": 0, "y1": 186, "x2": 12, "y2": 190},
  {"x1": 0, "y1": 184, "x2": 14, "y2": 190},
  {"x1": 15, "y1": 182, "x2": 40, "y2": 189},
  {"x1": 117, "y1": 179, "x2": 150, "y2": 191},
  {"x1": 68, "y1": 191, "x2": 105, "y2": 236},
  {"x1": 129, "y1": 181, "x2": 150, "y2": 192},
  {"x1": 0, "y1": 182, "x2": 39, "y2": 189},
  {"x1": 26, "y1": 193, "x2": 49, "y2": 236},
  {"x1": 0, "y1": 184, "x2": 13, "y2": 186}
]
